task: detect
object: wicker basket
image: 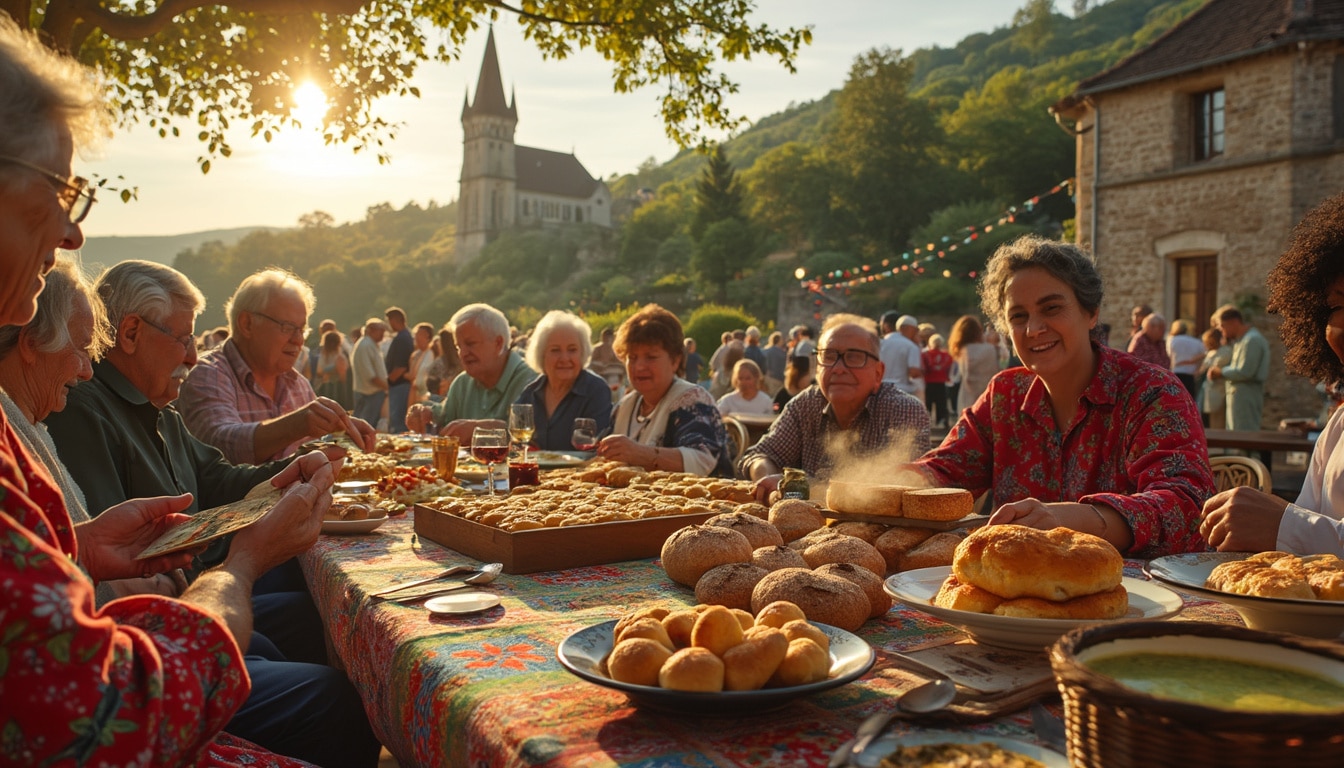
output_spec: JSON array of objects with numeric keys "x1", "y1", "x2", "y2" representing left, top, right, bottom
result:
[{"x1": 1049, "y1": 620, "x2": 1344, "y2": 768}]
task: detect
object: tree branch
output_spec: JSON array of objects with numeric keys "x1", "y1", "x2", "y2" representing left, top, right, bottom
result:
[{"x1": 482, "y1": 0, "x2": 611, "y2": 28}]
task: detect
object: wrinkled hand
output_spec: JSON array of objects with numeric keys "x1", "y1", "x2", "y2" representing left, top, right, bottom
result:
[
  {"x1": 76, "y1": 494, "x2": 197, "y2": 582},
  {"x1": 296, "y1": 396, "x2": 367, "y2": 450},
  {"x1": 596, "y1": 435, "x2": 655, "y2": 469},
  {"x1": 230, "y1": 452, "x2": 334, "y2": 580},
  {"x1": 988, "y1": 497, "x2": 1061, "y2": 530},
  {"x1": 752, "y1": 474, "x2": 782, "y2": 504},
  {"x1": 407, "y1": 404, "x2": 436, "y2": 435},
  {"x1": 1200, "y1": 487, "x2": 1289, "y2": 551}
]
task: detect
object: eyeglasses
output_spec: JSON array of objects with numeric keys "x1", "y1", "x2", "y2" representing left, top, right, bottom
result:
[
  {"x1": 0, "y1": 155, "x2": 95, "y2": 224},
  {"x1": 251, "y1": 311, "x2": 311, "y2": 339},
  {"x1": 140, "y1": 316, "x2": 196, "y2": 353},
  {"x1": 815, "y1": 347, "x2": 879, "y2": 369}
]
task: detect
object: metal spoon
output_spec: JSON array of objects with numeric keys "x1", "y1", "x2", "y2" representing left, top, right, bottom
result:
[
  {"x1": 369, "y1": 562, "x2": 501, "y2": 598},
  {"x1": 828, "y1": 677, "x2": 958, "y2": 767}
]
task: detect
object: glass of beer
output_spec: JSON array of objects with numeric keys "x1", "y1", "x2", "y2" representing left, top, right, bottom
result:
[{"x1": 431, "y1": 435, "x2": 460, "y2": 480}]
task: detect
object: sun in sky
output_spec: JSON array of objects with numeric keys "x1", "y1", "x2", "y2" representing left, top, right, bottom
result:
[{"x1": 291, "y1": 81, "x2": 329, "y2": 129}]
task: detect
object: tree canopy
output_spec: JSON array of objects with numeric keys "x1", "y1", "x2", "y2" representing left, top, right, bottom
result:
[{"x1": 9, "y1": 0, "x2": 811, "y2": 170}]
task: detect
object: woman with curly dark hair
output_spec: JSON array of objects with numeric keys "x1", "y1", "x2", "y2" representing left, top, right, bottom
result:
[{"x1": 1202, "y1": 193, "x2": 1344, "y2": 555}]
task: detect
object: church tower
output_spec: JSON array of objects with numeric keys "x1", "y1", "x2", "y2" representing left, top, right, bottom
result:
[{"x1": 456, "y1": 28, "x2": 518, "y2": 264}]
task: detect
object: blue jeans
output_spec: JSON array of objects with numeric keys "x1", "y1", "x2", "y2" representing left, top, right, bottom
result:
[
  {"x1": 353, "y1": 390, "x2": 385, "y2": 425},
  {"x1": 386, "y1": 381, "x2": 410, "y2": 433}
]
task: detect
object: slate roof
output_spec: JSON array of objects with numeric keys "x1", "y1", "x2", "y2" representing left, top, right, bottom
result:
[
  {"x1": 1061, "y1": 0, "x2": 1344, "y2": 104},
  {"x1": 463, "y1": 28, "x2": 516, "y2": 120},
  {"x1": 515, "y1": 146, "x2": 602, "y2": 198}
]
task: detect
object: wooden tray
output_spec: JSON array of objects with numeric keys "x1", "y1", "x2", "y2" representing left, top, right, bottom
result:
[
  {"x1": 413, "y1": 504, "x2": 715, "y2": 574},
  {"x1": 819, "y1": 507, "x2": 989, "y2": 531}
]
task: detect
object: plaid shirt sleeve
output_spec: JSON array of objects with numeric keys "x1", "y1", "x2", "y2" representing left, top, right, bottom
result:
[{"x1": 178, "y1": 356, "x2": 259, "y2": 465}]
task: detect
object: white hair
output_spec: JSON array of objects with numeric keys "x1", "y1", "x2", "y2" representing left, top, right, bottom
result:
[
  {"x1": 450, "y1": 304, "x2": 510, "y2": 348},
  {"x1": 525, "y1": 311, "x2": 594, "y2": 373},
  {"x1": 225, "y1": 268, "x2": 316, "y2": 337},
  {"x1": 96, "y1": 260, "x2": 205, "y2": 331}
]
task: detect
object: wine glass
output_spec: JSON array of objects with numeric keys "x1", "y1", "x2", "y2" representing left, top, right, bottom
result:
[
  {"x1": 509, "y1": 404, "x2": 535, "y2": 463},
  {"x1": 471, "y1": 427, "x2": 509, "y2": 495},
  {"x1": 572, "y1": 418, "x2": 598, "y2": 453}
]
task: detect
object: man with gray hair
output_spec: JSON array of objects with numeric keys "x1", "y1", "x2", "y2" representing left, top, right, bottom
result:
[
  {"x1": 407, "y1": 302, "x2": 537, "y2": 442},
  {"x1": 743, "y1": 325, "x2": 767, "y2": 372},
  {"x1": 351, "y1": 316, "x2": 389, "y2": 425},
  {"x1": 1209, "y1": 306, "x2": 1270, "y2": 430},
  {"x1": 177, "y1": 268, "x2": 373, "y2": 463}
]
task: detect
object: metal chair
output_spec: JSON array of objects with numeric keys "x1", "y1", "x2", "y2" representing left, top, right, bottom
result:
[
  {"x1": 721, "y1": 416, "x2": 751, "y2": 461},
  {"x1": 1209, "y1": 455, "x2": 1273, "y2": 493}
]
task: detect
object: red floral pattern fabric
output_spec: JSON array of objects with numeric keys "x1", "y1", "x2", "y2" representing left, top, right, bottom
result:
[
  {"x1": 912, "y1": 344, "x2": 1213, "y2": 557},
  {"x1": 0, "y1": 410, "x2": 310, "y2": 767}
]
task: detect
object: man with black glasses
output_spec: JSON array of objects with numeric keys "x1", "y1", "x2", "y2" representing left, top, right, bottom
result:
[{"x1": 738, "y1": 317, "x2": 930, "y2": 496}]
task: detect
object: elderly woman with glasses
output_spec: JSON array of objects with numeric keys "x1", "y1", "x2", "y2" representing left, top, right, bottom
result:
[
  {"x1": 898, "y1": 236, "x2": 1213, "y2": 558},
  {"x1": 0, "y1": 21, "x2": 346, "y2": 767},
  {"x1": 739, "y1": 316, "x2": 930, "y2": 498},
  {"x1": 514, "y1": 310, "x2": 613, "y2": 450}
]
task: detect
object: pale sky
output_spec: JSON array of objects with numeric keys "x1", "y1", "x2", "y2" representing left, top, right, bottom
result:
[{"x1": 79, "y1": 1, "x2": 1022, "y2": 237}]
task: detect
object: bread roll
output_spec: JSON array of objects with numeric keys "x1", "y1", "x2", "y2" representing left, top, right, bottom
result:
[
  {"x1": 752, "y1": 545, "x2": 809, "y2": 572},
  {"x1": 815, "y1": 562, "x2": 892, "y2": 618},
  {"x1": 690, "y1": 605, "x2": 745, "y2": 656},
  {"x1": 825, "y1": 480, "x2": 912, "y2": 517},
  {"x1": 695, "y1": 562, "x2": 769, "y2": 611},
  {"x1": 769, "y1": 499, "x2": 825, "y2": 542},
  {"x1": 754, "y1": 600, "x2": 807, "y2": 628},
  {"x1": 830, "y1": 521, "x2": 889, "y2": 544},
  {"x1": 661, "y1": 610, "x2": 698, "y2": 648},
  {"x1": 659, "y1": 647, "x2": 725, "y2": 692},
  {"x1": 874, "y1": 526, "x2": 935, "y2": 572},
  {"x1": 661, "y1": 525, "x2": 753, "y2": 587},
  {"x1": 802, "y1": 535, "x2": 888, "y2": 578},
  {"x1": 750, "y1": 568, "x2": 870, "y2": 632},
  {"x1": 933, "y1": 575, "x2": 1004, "y2": 613},
  {"x1": 615, "y1": 617, "x2": 674, "y2": 650},
  {"x1": 768, "y1": 637, "x2": 830, "y2": 687},
  {"x1": 993, "y1": 584, "x2": 1129, "y2": 619},
  {"x1": 902, "y1": 488, "x2": 973, "y2": 521},
  {"x1": 735, "y1": 502, "x2": 770, "y2": 520},
  {"x1": 722, "y1": 628, "x2": 789, "y2": 691},
  {"x1": 706, "y1": 511, "x2": 784, "y2": 549},
  {"x1": 608, "y1": 638, "x2": 673, "y2": 686},
  {"x1": 896, "y1": 532, "x2": 961, "y2": 572},
  {"x1": 779, "y1": 619, "x2": 830, "y2": 653},
  {"x1": 953, "y1": 525, "x2": 1122, "y2": 601}
]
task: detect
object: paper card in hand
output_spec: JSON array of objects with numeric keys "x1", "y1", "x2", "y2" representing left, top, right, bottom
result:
[{"x1": 136, "y1": 486, "x2": 283, "y2": 560}]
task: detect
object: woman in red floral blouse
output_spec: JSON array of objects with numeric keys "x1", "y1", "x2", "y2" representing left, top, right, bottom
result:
[{"x1": 905, "y1": 236, "x2": 1213, "y2": 558}]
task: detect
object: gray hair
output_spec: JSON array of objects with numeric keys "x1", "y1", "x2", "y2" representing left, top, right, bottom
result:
[
  {"x1": 96, "y1": 260, "x2": 205, "y2": 332},
  {"x1": 978, "y1": 235, "x2": 1103, "y2": 336},
  {"x1": 450, "y1": 303, "x2": 510, "y2": 348},
  {"x1": 0, "y1": 255, "x2": 111, "y2": 362},
  {"x1": 745, "y1": 325, "x2": 761, "y2": 341},
  {"x1": 362, "y1": 317, "x2": 386, "y2": 334},
  {"x1": 819, "y1": 318, "x2": 881, "y2": 356},
  {"x1": 524, "y1": 310, "x2": 594, "y2": 373},
  {"x1": 0, "y1": 19, "x2": 109, "y2": 190},
  {"x1": 224, "y1": 268, "x2": 316, "y2": 337}
]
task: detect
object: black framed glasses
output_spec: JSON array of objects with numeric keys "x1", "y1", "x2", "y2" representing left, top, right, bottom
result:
[
  {"x1": 139, "y1": 316, "x2": 196, "y2": 353},
  {"x1": 815, "y1": 347, "x2": 878, "y2": 369},
  {"x1": 251, "y1": 311, "x2": 311, "y2": 339},
  {"x1": 0, "y1": 155, "x2": 95, "y2": 224}
]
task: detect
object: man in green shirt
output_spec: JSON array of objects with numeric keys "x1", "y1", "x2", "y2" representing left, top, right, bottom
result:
[
  {"x1": 408, "y1": 303, "x2": 536, "y2": 442},
  {"x1": 1209, "y1": 306, "x2": 1271, "y2": 431}
]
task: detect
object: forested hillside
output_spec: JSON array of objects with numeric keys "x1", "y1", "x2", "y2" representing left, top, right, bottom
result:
[{"x1": 174, "y1": 0, "x2": 1204, "y2": 333}]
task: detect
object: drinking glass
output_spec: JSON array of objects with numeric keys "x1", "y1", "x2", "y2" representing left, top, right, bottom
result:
[
  {"x1": 572, "y1": 418, "x2": 598, "y2": 452},
  {"x1": 509, "y1": 403, "x2": 535, "y2": 463},
  {"x1": 471, "y1": 427, "x2": 509, "y2": 495}
]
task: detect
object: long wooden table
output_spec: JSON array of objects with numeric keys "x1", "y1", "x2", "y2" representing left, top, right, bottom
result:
[
  {"x1": 1204, "y1": 429, "x2": 1317, "y2": 470},
  {"x1": 299, "y1": 513, "x2": 1241, "y2": 768}
]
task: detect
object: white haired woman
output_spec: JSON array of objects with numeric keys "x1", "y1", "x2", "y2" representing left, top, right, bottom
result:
[{"x1": 515, "y1": 310, "x2": 613, "y2": 450}]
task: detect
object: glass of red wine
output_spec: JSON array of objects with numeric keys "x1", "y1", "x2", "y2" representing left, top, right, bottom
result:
[
  {"x1": 572, "y1": 418, "x2": 598, "y2": 453},
  {"x1": 471, "y1": 427, "x2": 509, "y2": 495}
]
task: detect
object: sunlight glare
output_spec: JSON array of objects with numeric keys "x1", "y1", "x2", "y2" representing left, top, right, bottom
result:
[{"x1": 292, "y1": 81, "x2": 329, "y2": 129}]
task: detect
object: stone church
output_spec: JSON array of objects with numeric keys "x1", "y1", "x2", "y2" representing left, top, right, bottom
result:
[{"x1": 455, "y1": 29, "x2": 613, "y2": 263}]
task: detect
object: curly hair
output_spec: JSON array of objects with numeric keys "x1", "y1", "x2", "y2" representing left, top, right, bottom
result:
[
  {"x1": 978, "y1": 235, "x2": 1103, "y2": 336},
  {"x1": 1266, "y1": 192, "x2": 1344, "y2": 384},
  {"x1": 614, "y1": 304, "x2": 684, "y2": 365}
]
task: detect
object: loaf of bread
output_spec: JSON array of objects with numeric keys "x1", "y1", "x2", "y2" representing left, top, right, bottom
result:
[
  {"x1": 953, "y1": 525, "x2": 1122, "y2": 601},
  {"x1": 825, "y1": 480, "x2": 913, "y2": 517},
  {"x1": 1207, "y1": 551, "x2": 1344, "y2": 601},
  {"x1": 896, "y1": 532, "x2": 961, "y2": 572},
  {"x1": 993, "y1": 585, "x2": 1129, "y2": 620},
  {"x1": 902, "y1": 488, "x2": 973, "y2": 521}
]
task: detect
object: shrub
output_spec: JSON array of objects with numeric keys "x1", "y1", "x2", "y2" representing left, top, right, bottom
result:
[{"x1": 683, "y1": 304, "x2": 760, "y2": 360}]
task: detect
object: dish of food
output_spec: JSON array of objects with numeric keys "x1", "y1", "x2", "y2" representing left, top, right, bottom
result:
[
  {"x1": 321, "y1": 516, "x2": 388, "y2": 535},
  {"x1": 884, "y1": 567, "x2": 1184, "y2": 651},
  {"x1": 556, "y1": 619, "x2": 875, "y2": 715},
  {"x1": 533, "y1": 451, "x2": 593, "y2": 468},
  {"x1": 1146, "y1": 552, "x2": 1344, "y2": 638},
  {"x1": 454, "y1": 455, "x2": 491, "y2": 482},
  {"x1": 855, "y1": 731, "x2": 1066, "y2": 768}
]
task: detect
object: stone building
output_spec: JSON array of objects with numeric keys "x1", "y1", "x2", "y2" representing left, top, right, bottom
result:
[
  {"x1": 1051, "y1": 0, "x2": 1344, "y2": 426},
  {"x1": 456, "y1": 29, "x2": 612, "y2": 263}
]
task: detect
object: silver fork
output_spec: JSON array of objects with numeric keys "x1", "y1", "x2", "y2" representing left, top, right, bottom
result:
[{"x1": 367, "y1": 564, "x2": 476, "y2": 598}]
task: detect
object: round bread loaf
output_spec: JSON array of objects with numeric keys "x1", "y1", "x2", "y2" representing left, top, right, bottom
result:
[
  {"x1": 768, "y1": 499, "x2": 825, "y2": 542},
  {"x1": 750, "y1": 568, "x2": 870, "y2": 631},
  {"x1": 660, "y1": 525, "x2": 753, "y2": 587},
  {"x1": 875, "y1": 527, "x2": 935, "y2": 572},
  {"x1": 695, "y1": 562, "x2": 770, "y2": 610},
  {"x1": 734, "y1": 502, "x2": 770, "y2": 520},
  {"x1": 933, "y1": 575, "x2": 1004, "y2": 613},
  {"x1": 751, "y1": 545, "x2": 809, "y2": 572},
  {"x1": 788, "y1": 527, "x2": 847, "y2": 552},
  {"x1": 993, "y1": 584, "x2": 1129, "y2": 620},
  {"x1": 815, "y1": 562, "x2": 892, "y2": 618},
  {"x1": 824, "y1": 480, "x2": 911, "y2": 517},
  {"x1": 830, "y1": 521, "x2": 889, "y2": 544},
  {"x1": 801, "y1": 534, "x2": 888, "y2": 578},
  {"x1": 896, "y1": 532, "x2": 961, "y2": 572},
  {"x1": 953, "y1": 525, "x2": 1122, "y2": 601},
  {"x1": 902, "y1": 488, "x2": 973, "y2": 521},
  {"x1": 706, "y1": 511, "x2": 784, "y2": 549}
]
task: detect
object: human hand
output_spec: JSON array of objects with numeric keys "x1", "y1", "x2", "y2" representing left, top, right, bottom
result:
[
  {"x1": 596, "y1": 435, "x2": 655, "y2": 469},
  {"x1": 988, "y1": 497, "x2": 1061, "y2": 529},
  {"x1": 296, "y1": 396, "x2": 364, "y2": 448},
  {"x1": 348, "y1": 417, "x2": 377, "y2": 449},
  {"x1": 1200, "y1": 487, "x2": 1289, "y2": 551},
  {"x1": 751, "y1": 474, "x2": 782, "y2": 504},
  {"x1": 76, "y1": 494, "x2": 197, "y2": 582},
  {"x1": 230, "y1": 452, "x2": 334, "y2": 580},
  {"x1": 444, "y1": 419, "x2": 480, "y2": 444},
  {"x1": 1208, "y1": 366, "x2": 1223, "y2": 380},
  {"x1": 407, "y1": 404, "x2": 435, "y2": 434}
]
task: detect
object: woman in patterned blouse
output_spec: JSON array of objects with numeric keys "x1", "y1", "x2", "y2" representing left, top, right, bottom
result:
[{"x1": 905, "y1": 236, "x2": 1213, "y2": 558}]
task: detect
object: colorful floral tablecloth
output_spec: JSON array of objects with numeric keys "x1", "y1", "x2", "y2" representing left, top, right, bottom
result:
[{"x1": 299, "y1": 514, "x2": 1241, "y2": 768}]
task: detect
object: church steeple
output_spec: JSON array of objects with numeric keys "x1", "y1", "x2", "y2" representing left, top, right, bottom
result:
[{"x1": 463, "y1": 27, "x2": 517, "y2": 120}]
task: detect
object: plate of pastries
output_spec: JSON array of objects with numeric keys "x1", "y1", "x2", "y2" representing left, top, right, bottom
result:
[
  {"x1": 885, "y1": 525, "x2": 1183, "y2": 651},
  {"x1": 1145, "y1": 551, "x2": 1344, "y2": 638},
  {"x1": 555, "y1": 600, "x2": 875, "y2": 715}
]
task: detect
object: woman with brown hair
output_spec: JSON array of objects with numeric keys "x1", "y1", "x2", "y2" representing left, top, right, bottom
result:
[{"x1": 948, "y1": 315, "x2": 999, "y2": 412}]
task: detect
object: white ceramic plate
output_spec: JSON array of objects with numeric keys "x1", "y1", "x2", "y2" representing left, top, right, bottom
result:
[
  {"x1": 857, "y1": 730, "x2": 1067, "y2": 768},
  {"x1": 321, "y1": 516, "x2": 388, "y2": 535},
  {"x1": 334, "y1": 480, "x2": 375, "y2": 495},
  {"x1": 1145, "y1": 552, "x2": 1344, "y2": 638},
  {"x1": 532, "y1": 451, "x2": 594, "y2": 468},
  {"x1": 424, "y1": 591, "x2": 501, "y2": 615},
  {"x1": 556, "y1": 619, "x2": 876, "y2": 715},
  {"x1": 884, "y1": 567, "x2": 1184, "y2": 651}
]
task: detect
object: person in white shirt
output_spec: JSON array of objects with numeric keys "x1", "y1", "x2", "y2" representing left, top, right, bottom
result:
[
  {"x1": 716, "y1": 359, "x2": 774, "y2": 417},
  {"x1": 350, "y1": 318, "x2": 388, "y2": 425},
  {"x1": 878, "y1": 311, "x2": 923, "y2": 399},
  {"x1": 1167, "y1": 318, "x2": 1206, "y2": 401},
  {"x1": 1201, "y1": 192, "x2": 1344, "y2": 556}
]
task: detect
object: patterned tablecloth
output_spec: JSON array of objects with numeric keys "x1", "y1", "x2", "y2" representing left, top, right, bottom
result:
[{"x1": 299, "y1": 513, "x2": 1242, "y2": 768}]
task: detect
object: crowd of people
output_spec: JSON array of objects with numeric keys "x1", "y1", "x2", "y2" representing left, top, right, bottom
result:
[{"x1": 7, "y1": 16, "x2": 1344, "y2": 767}]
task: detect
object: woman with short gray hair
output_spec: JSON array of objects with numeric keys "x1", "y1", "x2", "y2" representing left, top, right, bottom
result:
[{"x1": 515, "y1": 310, "x2": 612, "y2": 449}]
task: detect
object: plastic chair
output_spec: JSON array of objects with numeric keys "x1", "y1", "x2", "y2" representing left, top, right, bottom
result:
[
  {"x1": 721, "y1": 416, "x2": 750, "y2": 461},
  {"x1": 1209, "y1": 455, "x2": 1273, "y2": 494}
]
